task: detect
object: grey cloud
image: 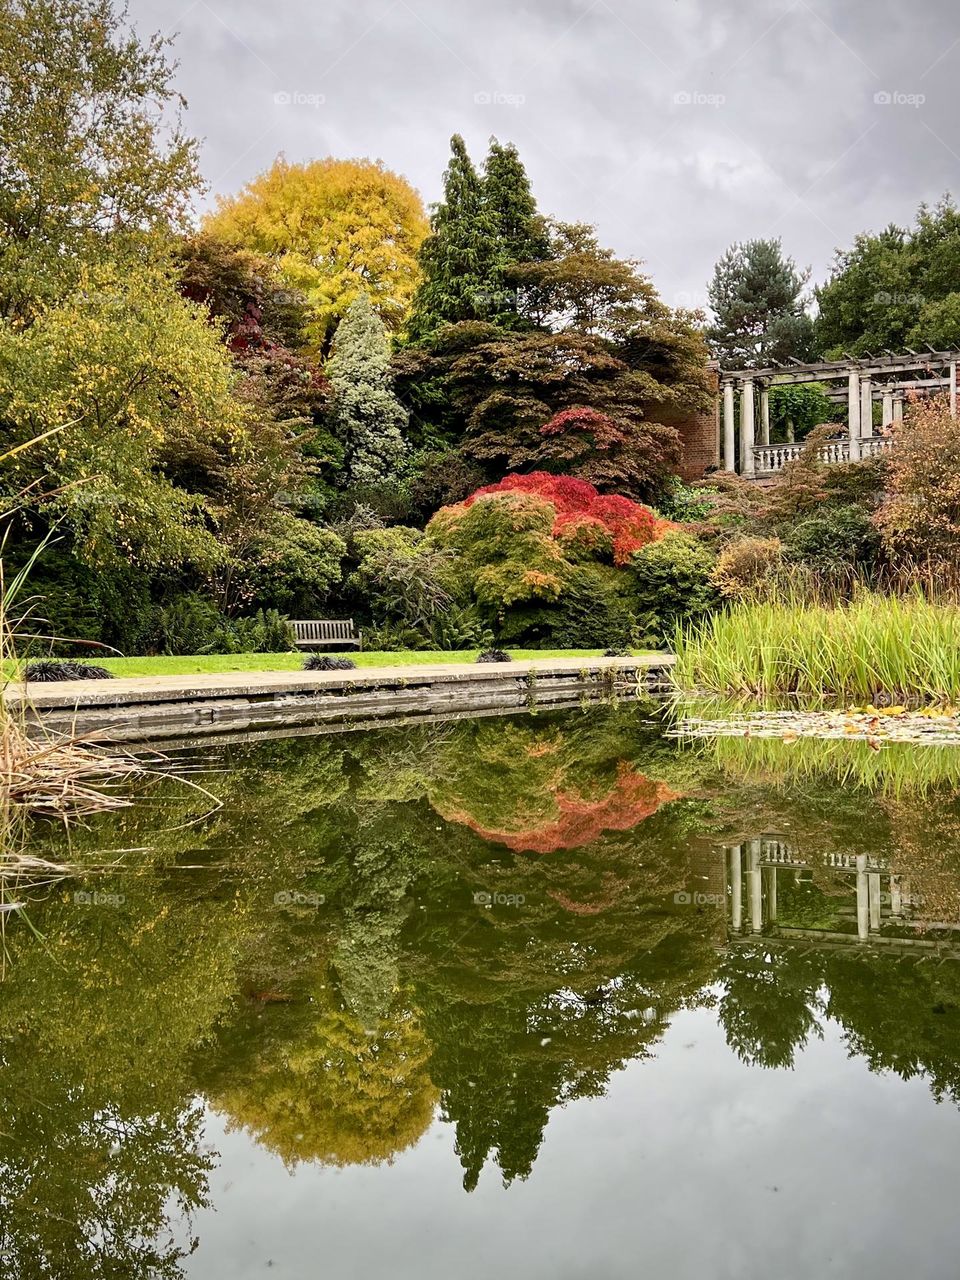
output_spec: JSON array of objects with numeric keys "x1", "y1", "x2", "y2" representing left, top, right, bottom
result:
[{"x1": 131, "y1": 0, "x2": 960, "y2": 308}]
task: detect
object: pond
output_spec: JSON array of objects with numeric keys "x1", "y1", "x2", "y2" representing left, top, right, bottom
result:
[{"x1": 6, "y1": 702, "x2": 960, "y2": 1279}]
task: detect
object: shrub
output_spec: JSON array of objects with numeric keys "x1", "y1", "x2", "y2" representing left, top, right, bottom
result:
[
  {"x1": 543, "y1": 567, "x2": 639, "y2": 650},
  {"x1": 25, "y1": 661, "x2": 113, "y2": 681},
  {"x1": 304, "y1": 655, "x2": 357, "y2": 671},
  {"x1": 781, "y1": 504, "x2": 882, "y2": 571},
  {"x1": 477, "y1": 649, "x2": 512, "y2": 663},
  {"x1": 244, "y1": 516, "x2": 345, "y2": 614},
  {"x1": 711, "y1": 536, "x2": 783, "y2": 602},
  {"x1": 628, "y1": 531, "x2": 718, "y2": 640},
  {"x1": 150, "y1": 596, "x2": 296, "y2": 655},
  {"x1": 349, "y1": 526, "x2": 455, "y2": 634},
  {"x1": 877, "y1": 396, "x2": 960, "y2": 564}
]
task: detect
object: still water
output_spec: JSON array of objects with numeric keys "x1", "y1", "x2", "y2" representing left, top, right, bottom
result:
[{"x1": 6, "y1": 703, "x2": 960, "y2": 1278}]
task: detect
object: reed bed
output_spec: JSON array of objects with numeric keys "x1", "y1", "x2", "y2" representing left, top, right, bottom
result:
[{"x1": 673, "y1": 593, "x2": 960, "y2": 703}]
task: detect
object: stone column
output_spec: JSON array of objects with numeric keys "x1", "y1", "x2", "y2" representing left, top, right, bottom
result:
[
  {"x1": 890, "y1": 875, "x2": 903, "y2": 918},
  {"x1": 786, "y1": 418, "x2": 795, "y2": 443},
  {"x1": 882, "y1": 392, "x2": 893, "y2": 430},
  {"x1": 722, "y1": 380, "x2": 736, "y2": 472},
  {"x1": 740, "y1": 377, "x2": 756, "y2": 476},
  {"x1": 730, "y1": 845, "x2": 743, "y2": 933},
  {"x1": 951, "y1": 361, "x2": 957, "y2": 419},
  {"x1": 848, "y1": 369, "x2": 861, "y2": 461},
  {"x1": 893, "y1": 395, "x2": 904, "y2": 423},
  {"x1": 860, "y1": 376, "x2": 873, "y2": 440},
  {"x1": 760, "y1": 386, "x2": 771, "y2": 446}
]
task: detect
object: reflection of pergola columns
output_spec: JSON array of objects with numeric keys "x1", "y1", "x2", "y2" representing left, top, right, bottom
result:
[
  {"x1": 882, "y1": 391, "x2": 893, "y2": 429},
  {"x1": 763, "y1": 865, "x2": 778, "y2": 925},
  {"x1": 869, "y1": 872, "x2": 882, "y2": 931},
  {"x1": 748, "y1": 841, "x2": 763, "y2": 933},
  {"x1": 856, "y1": 854, "x2": 869, "y2": 942},
  {"x1": 722, "y1": 380, "x2": 736, "y2": 471},
  {"x1": 729, "y1": 845, "x2": 743, "y2": 932},
  {"x1": 740, "y1": 378, "x2": 756, "y2": 476},
  {"x1": 760, "y1": 385, "x2": 771, "y2": 446},
  {"x1": 890, "y1": 874, "x2": 903, "y2": 918},
  {"x1": 860, "y1": 376, "x2": 873, "y2": 440},
  {"x1": 848, "y1": 369, "x2": 861, "y2": 461}
]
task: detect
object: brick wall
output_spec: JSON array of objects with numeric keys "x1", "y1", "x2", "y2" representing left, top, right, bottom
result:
[{"x1": 647, "y1": 367, "x2": 720, "y2": 482}]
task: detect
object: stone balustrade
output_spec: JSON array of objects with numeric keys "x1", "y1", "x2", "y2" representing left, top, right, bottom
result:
[{"x1": 752, "y1": 436, "x2": 893, "y2": 475}]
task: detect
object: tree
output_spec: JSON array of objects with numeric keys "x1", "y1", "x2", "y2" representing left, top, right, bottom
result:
[
  {"x1": 706, "y1": 238, "x2": 814, "y2": 367},
  {"x1": 437, "y1": 328, "x2": 684, "y2": 500},
  {"x1": 513, "y1": 221, "x2": 657, "y2": 337},
  {"x1": 0, "y1": 0, "x2": 199, "y2": 320},
  {"x1": 327, "y1": 293, "x2": 409, "y2": 487},
  {"x1": 814, "y1": 225, "x2": 914, "y2": 357},
  {"x1": 406, "y1": 135, "x2": 505, "y2": 340},
  {"x1": 483, "y1": 138, "x2": 551, "y2": 274},
  {"x1": 204, "y1": 157, "x2": 429, "y2": 355}
]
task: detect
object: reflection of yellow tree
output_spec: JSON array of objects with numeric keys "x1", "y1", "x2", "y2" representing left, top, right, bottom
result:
[{"x1": 211, "y1": 991, "x2": 438, "y2": 1169}]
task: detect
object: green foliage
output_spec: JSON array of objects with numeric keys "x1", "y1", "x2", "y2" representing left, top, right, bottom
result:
[
  {"x1": 781, "y1": 504, "x2": 882, "y2": 571},
  {"x1": 349, "y1": 526, "x2": 454, "y2": 633},
  {"x1": 673, "y1": 593, "x2": 960, "y2": 700},
  {"x1": 240, "y1": 516, "x2": 345, "y2": 615},
  {"x1": 628, "y1": 531, "x2": 718, "y2": 641},
  {"x1": 706, "y1": 238, "x2": 814, "y2": 366},
  {"x1": 407, "y1": 135, "x2": 505, "y2": 340},
  {"x1": 151, "y1": 595, "x2": 296, "y2": 655},
  {"x1": 327, "y1": 293, "x2": 408, "y2": 486},
  {"x1": 0, "y1": 0, "x2": 199, "y2": 319},
  {"x1": 815, "y1": 197, "x2": 960, "y2": 356},
  {"x1": 768, "y1": 383, "x2": 837, "y2": 439},
  {"x1": 654, "y1": 478, "x2": 716, "y2": 522}
]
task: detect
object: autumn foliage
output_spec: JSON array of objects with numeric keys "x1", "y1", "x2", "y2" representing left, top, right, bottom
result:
[{"x1": 463, "y1": 472, "x2": 673, "y2": 565}]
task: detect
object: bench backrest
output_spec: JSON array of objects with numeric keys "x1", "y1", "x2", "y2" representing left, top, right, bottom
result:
[{"x1": 291, "y1": 619, "x2": 358, "y2": 643}]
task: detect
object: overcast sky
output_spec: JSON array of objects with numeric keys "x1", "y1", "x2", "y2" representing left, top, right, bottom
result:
[{"x1": 128, "y1": 0, "x2": 960, "y2": 312}]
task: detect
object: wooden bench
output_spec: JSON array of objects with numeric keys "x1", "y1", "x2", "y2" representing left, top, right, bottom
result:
[{"x1": 291, "y1": 619, "x2": 363, "y2": 651}]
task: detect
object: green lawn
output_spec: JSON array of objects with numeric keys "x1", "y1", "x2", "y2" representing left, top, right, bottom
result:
[{"x1": 12, "y1": 648, "x2": 633, "y2": 678}]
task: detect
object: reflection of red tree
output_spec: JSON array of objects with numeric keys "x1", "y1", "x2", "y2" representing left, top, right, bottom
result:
[{"x1": 436, "y1": 763, "x2": 679, "y2": 854}]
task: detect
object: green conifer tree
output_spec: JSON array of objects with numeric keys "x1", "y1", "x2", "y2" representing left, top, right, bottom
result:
[{"x1": 406, "y1": 135, "x2": 503, "y2": 340}]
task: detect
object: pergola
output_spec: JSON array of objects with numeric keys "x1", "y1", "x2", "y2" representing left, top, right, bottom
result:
[{"x1": 719, "y1": 349, "x2": 960, "y2": 477}]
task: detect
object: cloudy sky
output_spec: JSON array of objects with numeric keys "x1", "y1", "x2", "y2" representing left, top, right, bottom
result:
[{"x1": 128, "y1": 0, "x2": 960, "y2": 311}]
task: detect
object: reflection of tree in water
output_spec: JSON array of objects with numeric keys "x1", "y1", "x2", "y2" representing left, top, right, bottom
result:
[
  {"x1": 11, "y1": 701, "x2": 960, "y2": 1254},
  {"x1": 203, "y1": 974, "x2": 438, "y2": 1169},
  {"x1": 717, "y1": 943, "x2": 825, "y2": 1069}
]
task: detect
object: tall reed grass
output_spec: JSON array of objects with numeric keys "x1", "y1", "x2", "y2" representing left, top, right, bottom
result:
[{"x1": 673, "y1": 592, "x2": 960, "y2": 702}]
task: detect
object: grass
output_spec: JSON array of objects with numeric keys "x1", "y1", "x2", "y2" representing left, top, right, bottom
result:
[
  {"x1": 673, "y1": 593, "x2": 960, "y2": 703},
  {"x1": 8, "y1": 648, "x2": 633, "y2": 679}
]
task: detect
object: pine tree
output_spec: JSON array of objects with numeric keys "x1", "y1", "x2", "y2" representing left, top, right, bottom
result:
[
  {"x1": 483, "y1": 138, "x2": 551, "y2": 270},
  {"x1": 706, "y1": 238, "x2": 814, "y2": 368},
  {"x1": 328, "y1": 293, "x2": 408, "y2": 486},
  {"x1": 406, "y1": 135, "x2": 503, "y2": 340}
]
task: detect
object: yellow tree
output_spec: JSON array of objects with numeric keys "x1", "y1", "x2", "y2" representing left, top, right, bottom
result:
[{"x1": 204, "y1": 157, "x2": 429, "y2": 355}]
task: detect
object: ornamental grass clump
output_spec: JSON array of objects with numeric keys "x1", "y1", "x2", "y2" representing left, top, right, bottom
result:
[{"x1": 673, "y1": 592, "x2": 960, "y2": 703}]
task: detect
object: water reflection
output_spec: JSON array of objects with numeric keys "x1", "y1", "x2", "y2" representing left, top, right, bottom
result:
[{"x1": 5, "y1": 705, "x2": 960, "y2": 1277}]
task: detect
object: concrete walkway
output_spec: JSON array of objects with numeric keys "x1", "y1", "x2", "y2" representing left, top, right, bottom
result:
[{"x1": 8, "y1": 654, "x2": 676, "y2": 743}]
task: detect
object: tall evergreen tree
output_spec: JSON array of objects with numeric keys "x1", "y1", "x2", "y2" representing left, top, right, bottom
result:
[
  {"x1": 706, "y1": 238, "x2": 814, "y2": 368},
  {"x1": 483, "y1": 138, "x2": 551, "y2": 270},
  {"x1": 328, "y1": 293, "x2": 408, "y2": 486},
  {"x1": 406, "y1": 135, "x2": 504, "y2": 340}
]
